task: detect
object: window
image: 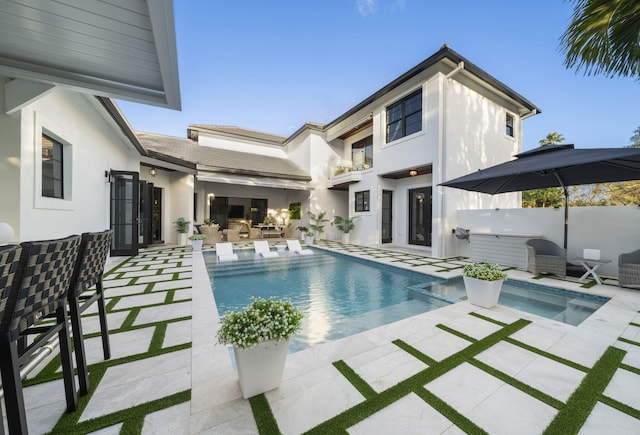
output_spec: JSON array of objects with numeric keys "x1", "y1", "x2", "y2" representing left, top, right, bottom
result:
[
  {"x1": 355, "y1": 190, "x2": 370, "y2": 212},
  {"x1": 386, "y1": 89, "x2": 422, "y2": 142},
  {"x1": 351, "y1": 135, "x2": 373, "y2": 169},
  {"x1": 42, "y1": 134, "x2": 64, "y2": 198},
  {"x1": 506, "y1": 113, "x2": 514, "y2": 137}
]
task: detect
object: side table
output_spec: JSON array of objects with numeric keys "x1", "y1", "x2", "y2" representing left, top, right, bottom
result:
[{"x1": 573, "y1": 257, "x2": 611, "y2": 285}]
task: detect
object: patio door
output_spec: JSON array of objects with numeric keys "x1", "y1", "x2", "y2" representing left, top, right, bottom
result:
[
  {"x1": 408, "y1": 187, "x2": 432, "y2": 246},
  {"x1": 382, "y1": 190, "x2": 393, "y2": 243},
  {"x1": 110, "y1": 171, "x2": 139, "y2": 256}
]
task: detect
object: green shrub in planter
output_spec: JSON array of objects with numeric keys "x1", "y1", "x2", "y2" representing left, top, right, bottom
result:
[
  {"x1": 462, "y1": 262, "x2": 507, "y2": 281},
  {"x1": 188, "y1": 234, "x2": 208, "y2": 241},
  {"x1": 216, "y1": 297, "x2": 303, "y2": 349}
]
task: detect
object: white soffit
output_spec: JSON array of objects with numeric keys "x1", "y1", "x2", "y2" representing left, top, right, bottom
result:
[
  {"x1": 0, "y1": 0, "x2": 181, "y2": 110},
  {"x1": 197, "y1": 173, "x2": 313, "y2": 191}
]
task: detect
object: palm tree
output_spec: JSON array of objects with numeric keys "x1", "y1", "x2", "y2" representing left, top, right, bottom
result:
[
  {"x1": 560, "y1": 0, "x2": 640, "y2": 79},
  {"x1": 539, "y1": 132, "x2": 566, "y2": 146}
]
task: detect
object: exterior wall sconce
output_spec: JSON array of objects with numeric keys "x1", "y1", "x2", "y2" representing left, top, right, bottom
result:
[
  {"x1": 104, "y1": 170, "x2": 111, "y2": 183},
  {"x1": 149, "y1": 167, "x2": 157, "y2": 177},
  {"x1": 409, "y1": 169, "x2": 418, "y2": 176}
]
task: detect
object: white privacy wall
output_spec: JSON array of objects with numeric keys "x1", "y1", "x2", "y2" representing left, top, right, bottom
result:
[{"x1": 451, "y1": 206, "x2": 640, "y2": 277}]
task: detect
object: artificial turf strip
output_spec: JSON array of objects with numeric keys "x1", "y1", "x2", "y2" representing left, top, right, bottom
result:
[
  {"x1": 617, "y1": 337, "x2": 640, "y2": 347},
  {"x1": 620, "y1": 363, "x2": 640, "y2": 376},
  {"x1": 302, "y1": 319, "x2": 530, "y2": 434},
  {"x1": 249, "y1": 393, "x2": 282, "y2": 435},
  {"x1": 392, "y1": 339, "x2": 438, "y2": 366},
  {"x1": 333, "y1": 360, "x2": 377, "y2": 399},
  {"x1": 599, "y1": 394, "x2": 640, "y2": 420},
  {"x1": 630, "y1": 322, "x2": 640, "y2": 328},
  {"x1": 436, "y1": 324, "x2": 478, "y2": 343},
  {"x1": 413, "y1": 388, "x2": 488, "y2": 435},
  {"x1": 505, "y1": 337, "x2": 590, "y2": 373},
  {"x1": 468, "y1": 311, "x2": 508, "y2": 327},
  {"x1": 543, "y1": 346, "x2": 626, "y2": 434},
  {"x1": 469, "y1": 359, "x2": 564, "y2": 410},
  {"x1": 51, "y1": 389, "x2": 191, "y2": 434}
]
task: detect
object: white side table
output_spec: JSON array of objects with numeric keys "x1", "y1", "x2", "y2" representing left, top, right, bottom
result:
[{"x1": 573, "y1": 257, "x2": 611, "y2": 285}]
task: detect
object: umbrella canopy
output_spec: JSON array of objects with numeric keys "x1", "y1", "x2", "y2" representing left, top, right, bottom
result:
[{"x1": 440, "y1": 144, "x2": 640, "y2": 248}]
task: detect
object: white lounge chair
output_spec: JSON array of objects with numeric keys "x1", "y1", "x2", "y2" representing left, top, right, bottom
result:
[
  {"x1": 254, "y1": 240, "x2": 279, "y2": 258},
  {"x1": 216, "y1": 242, "x2": 238, "y2": 262},
  {"x1": 287, "y1": 239, "x2": 313, "y2": 255}
]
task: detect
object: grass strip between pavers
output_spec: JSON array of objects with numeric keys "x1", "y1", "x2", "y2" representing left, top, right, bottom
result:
[
  {"x1": 413, "y1": 388, "x2": 488, "y2": 435},
  {"x1": 249, "y1": 393, "x2": 282, "y2": 435},
  {"x1": 436, "y1": 324, "x2": 478, "y2": 343},
  {"x1": 301, "y1": 319, "x2": 530, "y2": 434},
  {"x1": 620, "y1": 363, "x2": 640, "y2": 376},
  {"x1": 599, "y1": 393, "x2": 640, "y2": 420},
  {"x1": 505, "y1": 337, "x2": 590, "y2": 373},
  {"x1": 392, "y1": 339, "x2": 438, "y2": 366},
  {"x1": 468, "y1": 311, "x2": 508, "y2": 327},
  {"x1": 333, "y1": 360, "x2": 377, "y2": 400},
  {"x1": 543, "y1": 346, "x2": 626, "y2": 434},
  {"x1": 618, "y1": 337, "x2": 640, "y2": 347}
]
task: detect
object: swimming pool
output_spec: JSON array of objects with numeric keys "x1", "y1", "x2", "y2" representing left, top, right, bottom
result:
[{"x1": 205, "y1": 248, "x2": 609, "y2": 353}]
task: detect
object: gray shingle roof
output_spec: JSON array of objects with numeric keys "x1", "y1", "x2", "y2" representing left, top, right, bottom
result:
[{"x1": 137, "y1": 132, "x2": 311, "y2": 181}]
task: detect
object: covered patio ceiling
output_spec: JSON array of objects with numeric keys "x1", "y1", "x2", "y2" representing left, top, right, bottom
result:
[{"x1": 0, "y1": 0, "x2": 181, "y2": 112}]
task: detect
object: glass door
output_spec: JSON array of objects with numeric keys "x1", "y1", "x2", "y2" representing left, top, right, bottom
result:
[
  {"x1": 382, "y1": 190, "x2": 393, "y2": 243},
  {"x1": 408, "y1": 187, "x2": 432, "y2": 246},
  {"x1": 110, "y1": 171, "x2": 139, "y2": 256}
]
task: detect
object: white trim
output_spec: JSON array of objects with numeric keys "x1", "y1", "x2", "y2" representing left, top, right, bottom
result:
[{"x1": 197, "y1": 173, "x2": 313, "y2": 191}]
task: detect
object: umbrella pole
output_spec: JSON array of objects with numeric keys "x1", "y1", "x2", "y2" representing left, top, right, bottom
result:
[{"x1": 554, "y1": 173, "x2": 569, "y2": 251}]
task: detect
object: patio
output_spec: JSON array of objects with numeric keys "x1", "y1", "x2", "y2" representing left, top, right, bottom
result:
[{"x1": 4, "y1": 241, "x2": 640, "y2": 434}]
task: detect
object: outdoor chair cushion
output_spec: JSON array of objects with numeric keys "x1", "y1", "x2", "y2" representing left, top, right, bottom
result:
[
  {"x1": 619, "y1": 249, "x2": 640, "y2": 288},
  {"x1": 526, "y1": 239, "x2": 566, "y2": 277}
]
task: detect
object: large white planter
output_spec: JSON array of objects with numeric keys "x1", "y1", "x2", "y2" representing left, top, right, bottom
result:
[
  {"x1": 234, "y1": 339, "x2": 289, "y2": 399},
  {"x1": 178, "y1": 233, "x2": 188, "y2": 246},
  {"x1": 191, "y1": 239, "x2": 203, "y2": 251},
  {"x1": 303, "y1": 235, "x2": 315, "y2": 245},
  {"x1": 341, "y1": 233, "x2": 350, "y2": 244},
  {"x1": 463, "y1": 276, "x2": 504, "y2": 308}
]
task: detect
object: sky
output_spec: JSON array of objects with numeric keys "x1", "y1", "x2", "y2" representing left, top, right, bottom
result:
[{"x1": 118, "y1": 0, "x2": 640, "y2": 151}]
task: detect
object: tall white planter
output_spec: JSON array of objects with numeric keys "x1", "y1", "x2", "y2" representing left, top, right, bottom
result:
[
  {"x1": 191, "y1": 240, "x2": 203, "y2": 251},
  {"x1": 233, "y1": 339, "x2": 289, "y2": 399},
  {"x1": 463, "y1": 276, "x2": 504, "y2": 308},
  {"x1": 178, "y1": 233, "x2": 187, "y2": 246},
  {"x1": 303, "y1": 235, "x2": 314, "y2": 245},
  {"x1": 341, "y1": 233, "x2": 350, "y2": 244}
]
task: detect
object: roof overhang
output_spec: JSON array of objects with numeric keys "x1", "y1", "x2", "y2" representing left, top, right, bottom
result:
[
  {"x1": 197, "y1": 173, "x2": 313, "y2": 191},
  {"x1": 0, "y1": 0, "x2": 181, "y2": 111}
]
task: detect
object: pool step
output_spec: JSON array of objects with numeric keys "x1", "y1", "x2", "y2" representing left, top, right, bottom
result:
[{"x1": 208, "y1": 255, "x2": 338, "y2": 277}]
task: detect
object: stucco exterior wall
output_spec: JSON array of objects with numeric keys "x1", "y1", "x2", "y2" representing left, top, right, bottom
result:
[
  {"x1": 8, "y1": 88, "x2": 140, "y2": 242},
  {"x1": 0, "y1": 78, "x2": 22, "y2": 240}
]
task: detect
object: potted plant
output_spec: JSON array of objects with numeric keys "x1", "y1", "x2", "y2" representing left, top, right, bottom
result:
[
  {"x1": 462, "y1": 262, "x2": 508, "y2": 308},
  {"x1": 332, "y1": 215, "x2": 358, "y2": 244},
  {"x1": 216, "y1": 297, "x2": 303, "y2": 399},
  {"x1": 307, "y1": 211, "x2": 329, "y2": 241},
  {"x1": 173, "y1": 217, "x2": 190, "y2": 246},
  {"x1": 296, "y1": 225, "x2": 314, "y2": 245},
  {"x1": 188, "y1": 234, "x2": 207, "y2": 251}
]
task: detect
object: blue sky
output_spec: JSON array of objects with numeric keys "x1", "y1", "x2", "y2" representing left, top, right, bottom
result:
[{"x1": 118, "y1": 0, "x2": 639, "y2": 151}]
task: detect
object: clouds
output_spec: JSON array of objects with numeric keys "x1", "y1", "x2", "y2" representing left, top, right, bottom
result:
[{"x1": 356, "y1": 0, "x2": 407, "y2": 17}]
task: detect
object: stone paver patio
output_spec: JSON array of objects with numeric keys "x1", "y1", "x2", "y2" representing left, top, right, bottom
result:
[{"x1": 2, "y1": 241, "x2": 640, "y2": 434}]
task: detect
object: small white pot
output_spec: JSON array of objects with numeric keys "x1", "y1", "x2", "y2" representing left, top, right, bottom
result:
[
  {"x1": 234, "y1": 339, "x2": 289, "y2": 399},
  {"x1": 303, "y1": 235, "x2": 315, "y2": 245},
  {"x1": 191, "y1": 239, "x2": 203, "y2": 251},
  {"x1": 341, "y1": 233, "x2": 350, "y2": 244},
  {"x1": 463, "y1": 276, "x2": 504, "y2": 308}
]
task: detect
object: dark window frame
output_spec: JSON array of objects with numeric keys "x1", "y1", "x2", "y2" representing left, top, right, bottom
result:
[
  {"x1": 355, "y1": 190, "x2": 370, "y2": 212},
  {"x1": 351, "y1": 135, "x2": 374, "y2": 169},
  {"x1": 41, "y1": 133, "x2": 64, "y2": 199},
  {"x1": 506, "y1": 113, "x2": 515, "y2": 137},
  {"x1": 386, "y1": 89, "x2": 422, "y2": 142}
]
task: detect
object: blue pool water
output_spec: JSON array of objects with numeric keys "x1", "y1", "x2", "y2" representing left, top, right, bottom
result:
[{"x1": 205, "y1": 249, "x2": 609, "y2": 353}]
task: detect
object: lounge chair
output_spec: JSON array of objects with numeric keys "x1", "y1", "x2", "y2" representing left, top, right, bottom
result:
[
  {"x1": 200, "y1": 224, "x2": 223, "y2": 245},
  {"x1": 254, "y1": 240, "x2": 279, "y2": 258},
  {"x1": 216, "y1": 242, "x2": 238, "y2": 262},
  {"x1": 223, "y1": 224, "x2": 243, "y2": 242},
  {"x1": 287, "y1": 239, "x2": 313, "y2": 255},
  {"x1": 619, "y1": 249, "x2": 640, "y2": 288},
  {"x1": 525, "y1": 239, "x2": 566, "y2": 277}
]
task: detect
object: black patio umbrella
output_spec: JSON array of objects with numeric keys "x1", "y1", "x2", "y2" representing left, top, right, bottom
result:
[{"x1": 440, "y1": 144, "x2": 640, "y2": 249}]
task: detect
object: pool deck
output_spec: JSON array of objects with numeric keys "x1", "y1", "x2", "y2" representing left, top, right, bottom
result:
[{"x1": 4, "y1": 241, "x2": 640, "y2": 434}]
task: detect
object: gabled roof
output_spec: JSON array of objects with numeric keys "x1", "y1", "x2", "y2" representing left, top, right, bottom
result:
[
  {"x1": 324, "y1": 44, "x2": 540, "y2": 131},
  {"x1": 187, "y1": 125, "x2": 287, "y2": 146},
  {"x1": 137, "y1": 132, "x2": 311, "y2": 181},
  {"x1": 0, "y1": 0, "x2": 180, "y2": 110}
]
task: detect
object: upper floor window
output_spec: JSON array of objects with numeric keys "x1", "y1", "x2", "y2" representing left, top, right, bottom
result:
[
  {"x1": 42, "y1": 134, "x2": 64, "y2": 198},
  {"x1": 352, "y1": 135, "x2": 373, "y2": 170},
  {"x1": 386, "y1": 89, "x2": 422, "y2": 142},
  {"x1": 505, "y1": 113, "x2": 515, "y2": 137},
  {"x1": 355, "y1": 190, "x2": 370, "y2": 212}
]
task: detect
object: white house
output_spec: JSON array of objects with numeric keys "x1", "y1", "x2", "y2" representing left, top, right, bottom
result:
[{"x1": 140, "y1": 45, "x2": 540, "y2": 257}]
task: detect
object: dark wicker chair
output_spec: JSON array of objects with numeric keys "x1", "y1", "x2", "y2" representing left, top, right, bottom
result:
[
  {"x1": 0, "y1": 235, "x2": 80, "y2": 435},
  {"x1": 68, "y1": 229, "x2": 113, "y2": 396},
  {"x1": 526, "y1": 239, "x2": 566, "y2": 277},
  {"x1": 619, "y1": 249, "x2": 640, "y2": 289}
]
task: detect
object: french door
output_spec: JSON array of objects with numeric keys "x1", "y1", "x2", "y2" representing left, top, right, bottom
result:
[
  {"x1": 110, "y1": 171, "x2": 139, "y2": 256},
  {"x1": 382, "y1": 190, "x2": 393, "y2": 243},
  {"x1": 408, "y1": 187, "x2": 432, "y2": 246}
]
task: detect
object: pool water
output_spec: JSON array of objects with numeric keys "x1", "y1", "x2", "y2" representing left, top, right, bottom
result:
[{"x1": 205, "y1": 249, "x2": 609, "y2": 353}]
